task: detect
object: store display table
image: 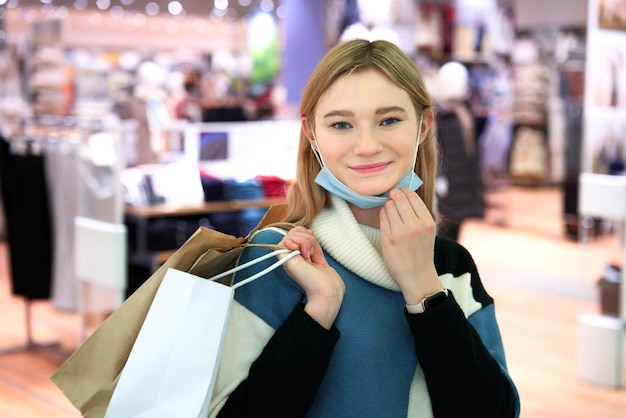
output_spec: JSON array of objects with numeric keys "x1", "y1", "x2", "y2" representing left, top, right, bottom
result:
[{"x1": 125, "y1": 197, "x2": 286, "y2": 273}]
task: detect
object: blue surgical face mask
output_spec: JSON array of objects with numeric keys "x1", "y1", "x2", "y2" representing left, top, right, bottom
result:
[{"x1": 312, "y1": 115, "x2": 424, "y2": 209}]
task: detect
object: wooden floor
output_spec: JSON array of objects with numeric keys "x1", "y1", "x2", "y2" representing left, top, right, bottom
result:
[{"x1": 1, "y1": 185, "x2": 625, "y2": 417}]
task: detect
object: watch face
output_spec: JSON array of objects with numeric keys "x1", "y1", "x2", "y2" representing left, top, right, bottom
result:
[{"x1": 424, "y1": 291, "x2": 447, "y2": 310}]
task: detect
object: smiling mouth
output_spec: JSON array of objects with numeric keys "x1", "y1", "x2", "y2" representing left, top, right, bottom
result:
[{"x1": 351, "y1": 162, "x2": 391, "y2": 174}]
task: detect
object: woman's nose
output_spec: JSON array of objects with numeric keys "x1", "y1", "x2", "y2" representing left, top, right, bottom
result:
[{"x1": 353, "y1": 129, "x2": 383, "y2": 155}]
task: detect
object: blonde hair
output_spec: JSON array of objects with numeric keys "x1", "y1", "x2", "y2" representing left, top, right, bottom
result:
[{"x1": 283, "y1": 39, "x2": 438, "y2": 226}]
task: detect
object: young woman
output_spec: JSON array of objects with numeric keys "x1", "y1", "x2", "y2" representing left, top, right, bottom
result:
[{"x1": 209, "y1": 39, "x2": 520, "y2": 418}]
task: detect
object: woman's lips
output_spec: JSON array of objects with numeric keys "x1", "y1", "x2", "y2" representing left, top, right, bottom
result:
[{"x1": 351, "y1": 162, "x2": 391, "y2": 174}]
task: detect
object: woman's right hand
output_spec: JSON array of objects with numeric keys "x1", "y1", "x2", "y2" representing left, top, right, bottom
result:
[{"x1": 279, "y1": 226, "x2": 345, "y2": 330}]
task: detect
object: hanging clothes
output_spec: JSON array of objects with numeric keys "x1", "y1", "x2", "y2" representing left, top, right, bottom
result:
[
  {"x1": 0, "y1": 136, "x2": 54, "y2": 300},
  {"x1": 45, "y1": 127, "x2": 124, "y2": 311},
  {"x1": 45, "y1": 137, "x2": 81, "y2": 311}
]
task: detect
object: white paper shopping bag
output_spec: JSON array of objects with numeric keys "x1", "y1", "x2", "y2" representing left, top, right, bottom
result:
[
  {"x1": 104, "y1": 269, "x2": 231, "y2": 418},
  {"x1": 105, "y1": 248, "x2": 300, "y2": 418}
]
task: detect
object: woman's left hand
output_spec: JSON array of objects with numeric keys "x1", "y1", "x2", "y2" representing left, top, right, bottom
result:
[{"x1": 379, "y1": 188, "x2": 443, "y2": 306}]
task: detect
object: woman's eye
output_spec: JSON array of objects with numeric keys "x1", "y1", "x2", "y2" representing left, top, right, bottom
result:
[
  {"x1": 381, "y1": 117, "x2": 400, "y2": 126},
  {"x1": 331, "y1": 121, "x2": 351, "y2": 130}
]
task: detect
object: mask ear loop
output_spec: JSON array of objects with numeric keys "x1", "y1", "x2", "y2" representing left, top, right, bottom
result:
[
  {"x1": 304, "y1": 117, "x2": 325, "y2": 168},
  {"x1": 310, "y1": 135, "x2": 326, "y2": 168},
  {"x1": 408, "y1": 114, "x2": 424, "y2": 190}
]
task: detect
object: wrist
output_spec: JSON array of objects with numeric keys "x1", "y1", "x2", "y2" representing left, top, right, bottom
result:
[
  {"x1": 406, "y1": 289, "x2": 448, "y2": 314},
  {"x1": 304, "y1": 296, "x2": 342, "y2": 330}
]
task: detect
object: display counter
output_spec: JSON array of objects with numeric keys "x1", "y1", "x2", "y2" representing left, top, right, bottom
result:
[{"x1": 124, "y1": 197, "x2": 287, "y2": 275}]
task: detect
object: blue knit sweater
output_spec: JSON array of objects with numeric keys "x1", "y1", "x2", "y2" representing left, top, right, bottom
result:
[{"x1": 209, "y1": 196, "x2": 520, "y2": 418}]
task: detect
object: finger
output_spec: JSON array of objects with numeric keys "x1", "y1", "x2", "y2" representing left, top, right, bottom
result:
[
  {"x1": 400, "y1": 187, "x2": 431, "y2": 218},
  {"x1": 389, "y1": 188, "x2": 430, "y2": 222},
  {"x1": 380, "y1": 205, "x2": 389, "y2": 229},
  {"x1": 282, "y1": 228, "x2": 327, "y2": 265},
  {"x1": 307, "y1": 237, "x2": 328, "y2": 266},
  {"x1": 379, "y1": 205, "x2": 392, "y2": 238},
  {"x1": 395, "y1": 188, "x2": 437, "y2": 238},
  {"x1": 385, "y1": 189, "x2": 413, "y2": 227},
  {"x1": 280, "y1": 227, "x2": 316, "y2": 259},
  {"x1": 382, "y1": 199, "x2": 409, "y2": 240},
  {"x1": 280, "y1": 238, "x2": 313, "y2": 260}
]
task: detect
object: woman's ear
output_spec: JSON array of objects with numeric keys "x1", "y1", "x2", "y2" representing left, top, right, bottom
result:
[
  {"x1": 301, "y1": 117, "x2": 316, "y2": 148},
  {"x1": 419, "y1": 110, "x2": 435, "y2": 145}
]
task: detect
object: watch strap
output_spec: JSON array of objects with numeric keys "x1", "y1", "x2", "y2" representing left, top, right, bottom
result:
[{"x1": 406, "y1": 289, "x2": 448, "y2": 314}]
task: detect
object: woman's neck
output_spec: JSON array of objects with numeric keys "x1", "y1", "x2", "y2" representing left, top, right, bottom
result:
[{"x1": 348, "y1": 203, "x2": 381, "y2": 228}]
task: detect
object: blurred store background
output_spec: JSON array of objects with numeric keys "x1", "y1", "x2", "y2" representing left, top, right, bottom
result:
[{"x1": 0, "y1": 0, "x2": 625, "y2": 416}]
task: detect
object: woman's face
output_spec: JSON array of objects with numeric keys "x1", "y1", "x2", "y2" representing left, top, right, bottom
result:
[{"x1": 311, "y1": 69, "x2": 422, "y2": 197}]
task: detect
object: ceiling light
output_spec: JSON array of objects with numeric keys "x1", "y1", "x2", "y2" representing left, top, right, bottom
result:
[
  {"x1": 110, "y1": 5, "x2": 123, "y2": 18},
  {"x1": 73, "y1": 0, "x2": 87, "y2": 11},
  {"x1": 145, "y1": 1, "x2": 159, "y2": 15},
  {"x1": 214, "y1": 0, "x2": 228, "y2": 11},
  {"x1": 168, "y1": 1, "x2": 183, "y2": 16},
  {"x1": 259, "y1": 0, "x2": 273, "y2": 13},
  {"x1": 95, "y1": 0, "x2": 110, "y2": 10}
]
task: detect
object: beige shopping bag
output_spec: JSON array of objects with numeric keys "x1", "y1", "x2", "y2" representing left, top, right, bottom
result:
[{"x1": 51, "y1": 205, "x2": 291, "y2": 418}]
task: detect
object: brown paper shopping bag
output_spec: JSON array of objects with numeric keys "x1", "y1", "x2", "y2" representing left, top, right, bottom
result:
[
  {"x1": 51, "y1": 205, "x2": 289, "y2": 418},
  {"x1": 105, "y1": 249, "x2": 300, "y2": 418}
]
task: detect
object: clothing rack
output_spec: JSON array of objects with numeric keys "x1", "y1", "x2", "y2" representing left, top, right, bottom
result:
[
  {"x1": 0, "y1": 114, "x2": 126, "y2": 353},
  {"x1": 0, "y1": 132, "x2": 60, "y2": 355}
]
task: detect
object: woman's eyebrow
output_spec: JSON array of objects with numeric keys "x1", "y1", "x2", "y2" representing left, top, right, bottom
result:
[
  {"x1": 376, "y1": 106, "x2": 408, "y2": 115},
  {"x1": 322, "y1": 106, "x2": 407, "y2": 119},
  {"x1": 322, "y1": 110, "x2": 353, "y2": 119}
]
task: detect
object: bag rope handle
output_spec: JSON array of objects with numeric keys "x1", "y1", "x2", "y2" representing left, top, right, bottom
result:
[{"x1": 205, "y1": 248, "x2": 301, "y2": 290}]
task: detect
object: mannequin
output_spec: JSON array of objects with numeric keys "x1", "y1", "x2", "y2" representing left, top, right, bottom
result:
[{"x1": 433, "y1": 61, "x2": 485, "y2": 241}]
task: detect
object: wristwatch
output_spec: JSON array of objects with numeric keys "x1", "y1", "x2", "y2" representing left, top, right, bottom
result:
[{"x1": 407, "y1": 289, "x2": 448, "y2": 314}]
